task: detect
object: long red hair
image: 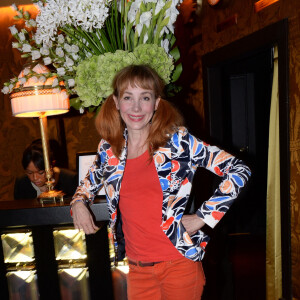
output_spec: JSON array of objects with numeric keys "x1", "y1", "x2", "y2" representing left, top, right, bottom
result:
[{"x1": 95, "y1": 65, "x2": 184, "y2": 158}]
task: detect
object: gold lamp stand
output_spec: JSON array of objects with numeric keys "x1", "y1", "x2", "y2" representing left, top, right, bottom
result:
[
  {"x1": 9, "y1": 63, "x2": 70, "y2": 204},
  {"x1": 38, "y1": 115, "x2": 65, "y2": 203}
]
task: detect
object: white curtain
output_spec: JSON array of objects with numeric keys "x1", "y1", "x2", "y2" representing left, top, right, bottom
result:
[{"x1": 266, "y1": 45, "x2": 282, "y2": 300}]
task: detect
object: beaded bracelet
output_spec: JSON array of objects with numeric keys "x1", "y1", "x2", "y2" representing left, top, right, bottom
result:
[{"x1": 70, "y1": 199, "x2": 85, "y2": 217}]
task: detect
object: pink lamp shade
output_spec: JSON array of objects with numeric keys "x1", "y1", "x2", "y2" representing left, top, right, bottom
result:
[{"x1": 10, "y1": 64, "x2": 69, "y2": 117}]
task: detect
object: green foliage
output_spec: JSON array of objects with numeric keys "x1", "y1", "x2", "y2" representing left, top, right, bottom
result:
[{"x1": 75, "y1": 44, "x2": 175, "y2": 108}]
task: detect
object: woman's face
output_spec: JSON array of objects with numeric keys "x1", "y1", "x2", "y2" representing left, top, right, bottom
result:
[
  {"x1": 25, "y1": 161, "x2": 47, "y2": 187},
  {"x1": 113, "y1": 85, "x2": 160, "y2": 135}
]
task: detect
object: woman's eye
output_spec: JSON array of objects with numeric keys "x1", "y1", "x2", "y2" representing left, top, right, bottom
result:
[
  {"x1": 38, "y1": 171, "x2": 45, "y2": 175},
  {"x1": 143, "y1": 97, "x2": 150, "y2": 101},
  {"x1": 123, "y1": 96, "x2": 130, "y2": 101}
]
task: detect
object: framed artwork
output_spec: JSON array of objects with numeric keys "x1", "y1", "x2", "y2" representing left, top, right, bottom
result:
[{"x1": 76, "y1": 151, "x2": 105, "y2": 196}]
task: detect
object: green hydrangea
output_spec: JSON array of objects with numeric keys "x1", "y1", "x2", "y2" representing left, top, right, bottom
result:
[
  {"x1": 75, "y1": 45, "x2": 174, "y2": 108},
  {"x1": 133, "y1": 44, "x2": 174, "y2": 84},
  {"x1": 75, "y1": 50, "x2": 136, "y2": 107}
]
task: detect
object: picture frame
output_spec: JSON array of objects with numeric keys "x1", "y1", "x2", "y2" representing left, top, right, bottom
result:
[{"x1": 76, "y1": 151, "x2": 105, "y2": 196}]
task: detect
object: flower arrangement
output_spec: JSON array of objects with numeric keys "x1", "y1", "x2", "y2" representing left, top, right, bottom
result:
[{"x1": 2, "y1": 0, "x2": 183, "y2": 112}]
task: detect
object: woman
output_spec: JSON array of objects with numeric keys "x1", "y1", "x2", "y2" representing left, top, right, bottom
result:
[
  {"x1": 14, "y1": 140, "x2": 77, "y2": 199},
  {"x1": 71, "y1": 65, "x2": 251, "y2": 299}
]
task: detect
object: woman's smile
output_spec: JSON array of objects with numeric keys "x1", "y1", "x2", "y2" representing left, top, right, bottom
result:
[{"x1": 128, "y1": 114, "x2": 145, "y2": 121}]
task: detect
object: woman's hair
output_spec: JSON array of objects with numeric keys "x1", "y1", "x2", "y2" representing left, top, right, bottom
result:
[
  {"x1": 95, "y1": 65, "x2": 184, "y2": 158},
  {"x1": 22, "y1": 139, "x2": 54, "y2": 170}
]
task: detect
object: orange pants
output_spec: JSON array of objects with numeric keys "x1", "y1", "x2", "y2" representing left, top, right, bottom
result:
[{"x1": 127, "y1": 256, "x2": 205, "y2": 300}]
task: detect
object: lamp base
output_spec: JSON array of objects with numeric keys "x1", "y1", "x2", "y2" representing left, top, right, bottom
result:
[{"x1": 38, "y1": 190, "x2": 65, "y2": 204}]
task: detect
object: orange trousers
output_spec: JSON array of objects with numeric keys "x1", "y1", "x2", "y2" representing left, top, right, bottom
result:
[{"x1": 127, "y1": 256, "x2": 205, "y2": 300}]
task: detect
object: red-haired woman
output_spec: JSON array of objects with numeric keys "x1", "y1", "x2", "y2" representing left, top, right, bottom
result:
[{"x1": 71, "y1": 65, "x2": 251, "y2": 300}]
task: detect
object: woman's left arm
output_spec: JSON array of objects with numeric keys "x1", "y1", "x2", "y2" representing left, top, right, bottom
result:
[{"x1": 182, "y1": 131, "x2": 251, "y2": 232}]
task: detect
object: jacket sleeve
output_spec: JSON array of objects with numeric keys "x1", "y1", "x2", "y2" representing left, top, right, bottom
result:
[
  {"x1": 14, "y1": 176, "x2": 37, "y2": 200},
  {"x1": 183, "y1": 128, "x2": 251, "y2": 228},
  {"x1": 71, "y1": 140, "x2": 106, "y2": 205}
]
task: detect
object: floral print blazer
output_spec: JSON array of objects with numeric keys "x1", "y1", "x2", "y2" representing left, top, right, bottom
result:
[{"x1": 72, "y1": 127, "x2": 251, "y2": 261}]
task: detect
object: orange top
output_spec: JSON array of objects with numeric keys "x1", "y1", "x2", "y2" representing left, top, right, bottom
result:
[{"x1": 119, "y1": 151, "x2": 182, "y2": 262}]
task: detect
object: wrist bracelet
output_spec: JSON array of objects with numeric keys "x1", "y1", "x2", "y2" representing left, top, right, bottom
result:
[
  {"x1": 70, "y1": 199, "x2": 84, "y2": 206},
  {"x1": 70, "y1": 199, "x2": 85, "y2": 217}
]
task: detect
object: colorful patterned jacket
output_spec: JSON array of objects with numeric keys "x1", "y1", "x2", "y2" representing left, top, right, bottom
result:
[{"x1": 72, "y1": 127, "x2": 251, "y2": 261}]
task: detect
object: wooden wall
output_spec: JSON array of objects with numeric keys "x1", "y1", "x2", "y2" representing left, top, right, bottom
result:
[
  {"x1": 0, "y1": 5, "x2": 100, "y2": 202},
  {"x1": 176, "y1": 1, "x2": 300, "y2": 298},
  {"x1": 0, "y1": 0, "x2": 299, "y2": 298}
]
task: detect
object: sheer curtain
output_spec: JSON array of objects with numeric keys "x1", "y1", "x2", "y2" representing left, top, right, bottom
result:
[{"x1": 266, "y1": 45, "x2": 282, "y2": 300}]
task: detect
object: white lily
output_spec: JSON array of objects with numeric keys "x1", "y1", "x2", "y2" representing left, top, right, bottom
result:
[
  {"x1": 40, "y1": 47, "x2": 50, "y2": 56},
  {"x1": 140, "y1": 11, "x2": 152, "y2": 28},
  {"x1": 55, "y1": 47, "x2": 64, "y2": 58},
  {"x1": 34, "y1": 34, "x2": 42, "y2": 45},
  {"x1": 11, "y1": 4, "x2": 18, "y2": 11},
  {"x1": 128, "y1": 0, "x2": 142, "y2": 23},
  {"x1": 71, "y1": 45, "x2": 79, "y2": 53},
  {"x1": 9, "y1": 25, "x2": 18, "y2": 35},
  {"x1": 161, "y1": 39, "x2": 169, "y2": 53},
  {"x1": 165, "y1": 3, "x2": 179, "y2": 33},
  {"x1": 52, "y1": 78, "x2": 59, "y2": 87},
  {"x1": 57, "y1": 34, "x2": 65, "y2": 44},
  {"x1": 57, "y1": 67, "x2": 66, "y2": 76},
  {"x1": 43, "y1": 57, "x2": 52, "y2": 65},
  {"x1": 159, "y1": 26, "x2": 170, "y2": 37},
  {"x1": 72, "y1": 53, "x2": 79, "y2": 61},
  {"x1": 154, "y1": 0, "x2": 165, "y2": 15},
  {"x1": 19, "y1": 77, "x2": 27, "y2": 84},
  {"x1": 3, "y1": 0, "x2": 184, "y2": 108},
  {"x1": 136, "y1": 24, "x2": 143, "y2": 36},
  {"x1": 1, "y1": 86, "x2": 10, "y2": 94},
  {"x1": 18, "y1": 32, "x2": 26, "y2": 41},
  {"x1": 22, "y1": 44, "x2": 32, "y2": 52},
  {"x1": 68, "y1": 78, "x2": 75, "y2": 87},
  {"x1": 64, "y1": 44, "x2": 72, "y2": 53},
  {"x1": 31, "y1": 50, "x2": 41, "y2": 60},
  {"x1": 8, "y1": 84, "x2": 14, "y2": 92},
  {"x1": 35, "y1": 0, "x2": 112, "y2": 44},
  {"x1": 12, "y1": 42, "x2": 21, "y2": 48},
  {"x1": 143, "y1": 33, "x2": 148, "y2": 43},
  {"x1": 26, "y1": 19, "x2": 37, "y2": 27},
  {"x1": 65, "y1": 56, "x2": 74, "y2": 67}
]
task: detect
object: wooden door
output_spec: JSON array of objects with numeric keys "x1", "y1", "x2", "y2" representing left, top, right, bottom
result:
[
  {"x1": 201, "y1": 19, "x2": 291, "y2": 300},
  {"x1": 202, "y1": 47, "x2": 273, "y2": 300}
]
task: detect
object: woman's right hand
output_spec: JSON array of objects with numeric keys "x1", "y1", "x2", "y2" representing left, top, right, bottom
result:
[{"x1": 71, "y1": 201, "x2": 99, "y2": 234}]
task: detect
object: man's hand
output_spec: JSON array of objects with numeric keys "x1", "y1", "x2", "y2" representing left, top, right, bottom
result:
[
  {"x1": 181, "y1": 214, "x2": 205, "y2": 236},
  {"x1": 72, "y1": 201, "x2": 99, "y2": 234}
]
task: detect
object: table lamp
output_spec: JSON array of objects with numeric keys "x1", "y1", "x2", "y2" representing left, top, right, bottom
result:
[{"x1": 10, "y1": 63, "x2": 70, "y2": 203}]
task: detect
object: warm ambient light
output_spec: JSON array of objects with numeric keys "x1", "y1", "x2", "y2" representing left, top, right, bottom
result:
[
  {"x1": 254, "y1": 0, "x2": 279, "y2": 12},
  {"x1": 0, "y1": 5, "x2": 37, "y2": 23},
  {"x1": 9, "y1": 270, "x2": 36, "y2": 282},
  {"x1": 53, "y1": 229, "x2": 87, "y2": 261},
  {"x1": 61, "y1": 268, "x2": 88, "y2": 279},
  {"x1": 9, "y1": 63, "x2": 69, "y2": 203},
  {"x1": 10, "y1": 64, "x2": 69, "y2": 117},
  {"x1": 1, "y1": 232, "x2": 34, "y2": 263}
]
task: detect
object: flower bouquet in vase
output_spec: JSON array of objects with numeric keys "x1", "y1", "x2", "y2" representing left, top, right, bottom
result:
[{"x1": 2, "y1": 0, "x2": 183, "y2": 113}]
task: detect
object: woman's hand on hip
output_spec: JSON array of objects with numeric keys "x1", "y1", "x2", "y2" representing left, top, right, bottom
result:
[
  {"x1": 181, "y1": 214, "x2": 205, "y2": 236},
  {"x1": 71, "y1": 201, "x2": 99, "y2": 234}
]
